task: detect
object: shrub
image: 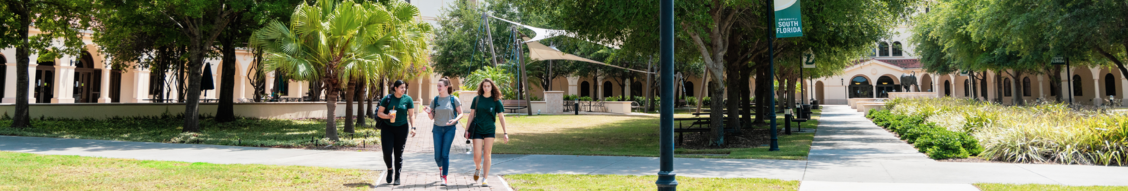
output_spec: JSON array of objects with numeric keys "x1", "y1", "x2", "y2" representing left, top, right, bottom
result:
[
  {"x1": 702, "y1": 96, "x2": 712, "y2": 105},
  {"x1": 579, "y1": 96, "x2": 593, "y2": 101},
  {"x1": 564, "y1": 94, "x2": 579, "y2": 101},
  {"x1": 684, "y1": 96, "x2": 698, "y2": 106},
  {"x1": 604, "y1": 96, "x2": 621, "y2": 101}
]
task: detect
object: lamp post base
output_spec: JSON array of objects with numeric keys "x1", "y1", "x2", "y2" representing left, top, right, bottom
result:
[{"x1": 656, "y1": 171, "x2": 678, "y2": 191}]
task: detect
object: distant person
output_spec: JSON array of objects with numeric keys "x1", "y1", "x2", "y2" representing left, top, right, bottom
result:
[
  {"x1": 422, "y1": 77, "x2": 462, "y2": 186},
  {"x1": 377, "y1": 80, "x2": 416, "y2": 185},
  {"x1": 465, "y1": 78, "x2": 509, "y2": 187}
]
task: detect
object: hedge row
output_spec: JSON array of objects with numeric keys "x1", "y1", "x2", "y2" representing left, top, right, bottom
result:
[{"x1": 867, "y1": 109, "x2": 984, "y2": 159}]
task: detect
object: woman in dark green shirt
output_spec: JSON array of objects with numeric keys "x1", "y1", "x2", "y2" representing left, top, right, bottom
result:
[
  {"x1": 464, "y1": 78, "x2": 508, "y2": 187},
  {"x1": 376, "y1": 80, "x2": 416, "y2": 185}
]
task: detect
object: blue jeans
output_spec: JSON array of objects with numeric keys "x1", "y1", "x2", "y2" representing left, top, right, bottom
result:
[{"x1": 432, "y1": 124, "x2": 457, "y2": 176}]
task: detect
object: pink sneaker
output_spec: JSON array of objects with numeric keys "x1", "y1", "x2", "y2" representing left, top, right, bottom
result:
[{"x1": 441, "y1": 175, "x2": 448, "y2": 186}]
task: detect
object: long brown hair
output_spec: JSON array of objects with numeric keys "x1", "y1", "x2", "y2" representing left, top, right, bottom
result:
[
  {"x1": 439, "y1": 77, "x2": 453, "y2": 94},
  {"x1": 477, "y1": 78, "x2": 502, "y2": 101}
]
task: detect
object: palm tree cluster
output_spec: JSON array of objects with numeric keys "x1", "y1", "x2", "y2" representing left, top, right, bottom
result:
[{"x1": 250, "y1": 0, "x2": 432, "y2": 141}]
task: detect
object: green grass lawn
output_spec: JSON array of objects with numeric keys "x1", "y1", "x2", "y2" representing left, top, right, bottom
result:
[
  {"x1": 0, "y1": 117, "x2": 381, "y2": 148},
  {"x1": 974, "y1": 183, "x2": 1128, "y2": 191},
  {"x1": 492, "y1": 110, "x2": 819, "y2": 159},
  {"x1": 0, "y1": 151, "x2": 377, "y2": 190},
  {"x1": 505, "y1": 174, "x2": 798, "y2": 191}
]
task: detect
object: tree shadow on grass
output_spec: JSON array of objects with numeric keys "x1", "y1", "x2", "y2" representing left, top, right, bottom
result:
[
  {"x1": 0, "y1": 116, "x2": 383, "y2": 151},
  {"x1": 492, "y1": 115, "x2": 815, "y2": 159}
]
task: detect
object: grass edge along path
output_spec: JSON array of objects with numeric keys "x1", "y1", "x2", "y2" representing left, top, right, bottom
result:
[
  {"x1": 493, "y1": 110, "x2": 819, "y2": 160},
  {"x1": 974, "y1": 183, "x2": 1128, "y2": 191},
  {"x1": 0, "y1": 117, "x2": 382, "y2": 149},
  {"x1": 505, "y1": 174, "x2": 799, "y2": 191},
  {"x1": 0, "y1": 151, "x2": 377, "y2": 190}
]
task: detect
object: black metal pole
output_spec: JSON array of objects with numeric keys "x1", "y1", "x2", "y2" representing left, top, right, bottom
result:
[
  {"x1": 656, "y1": 0, "x2": 678, "y2": 189},
  {"x1": 1067, "y1": 57, "x2": 1073, "y2": 105},
  {"x1": 768, "y1": 4, "x2": 780, "y2": 151}
]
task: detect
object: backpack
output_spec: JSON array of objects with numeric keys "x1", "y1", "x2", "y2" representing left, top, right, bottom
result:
[{"x1": 431, "y1": 96, "x2": 459, "y2": 125}]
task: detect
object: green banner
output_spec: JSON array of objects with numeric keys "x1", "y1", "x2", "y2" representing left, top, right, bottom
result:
[{"x1": 775, "y1": 0, "x2": 803, "y2": 38}]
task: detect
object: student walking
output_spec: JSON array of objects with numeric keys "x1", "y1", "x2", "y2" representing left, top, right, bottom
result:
[
  {"x1": 422, "y1": 77, "x2": 462, "y2": 186},
  {"x1": 465, "y1": 78, "x2": 509, "y2": 187},
  {"x1": 376, "y1": 80, "x2": 416, "y2": 185}
]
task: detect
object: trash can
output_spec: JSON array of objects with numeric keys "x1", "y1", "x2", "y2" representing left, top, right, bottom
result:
[
  {"x1": 810, "y1": 99, "x2": 820, "y2": 109},
  {"x1": 800, "y1": 104, "x2": 812, "y2": 119}
]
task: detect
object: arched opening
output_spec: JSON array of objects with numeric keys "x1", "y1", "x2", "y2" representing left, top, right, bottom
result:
[
  {"x1": 875, "y1": 76, "x2": 898, "y2": 98},
  {"x1": 631, "y1": 81, "x2": 642, "y2": 97},
  {"x1": 74, "y1": 51, "x2": 102, "y2": 103},
  {"x1": 1073, "y1": 75, "x2": 1083, "y2": 96},
  {"x1": 849, "y1": 76, "x2": 873, "y2": 98},
  {"x1": 580, "y1": 81, "x2": 590, "y2": 97},
  {"x1": 684, "y1": 81, "x2": 694, "y2": 97},
  {"x1": 964, "y1": 79, "x2": 970, "y2": 97},
  {"x1": 603, "y1": 81, "x2": 612, "y2": 98},
  {"x1": 892, "y1": 42, "x2": 904, "y2": 56},
  {"x1": 1003, "y1": 78, "x2": 1012, "y2": 97},
  {"x1": 1023, "y1": 77, "x2": 1032, "y2": 96},
  {"x1": 815, "y1": 81, "x2": 825, "y2": 102},
  {"x1": 944, "y1": 80, "x2": 951, "y2": 96},
  {"x1": 879, "y1": 42, "x2": 890, "y2": 57},
  {"x1": 1105, "y1": 73, "x2": 1116, "y2": 97},
  {"x1": 921, "y1": 74, "x2": 933, "y2": 92},
  {"x1": 980, "y1": 76, "x2": 988, "y2": 98}
]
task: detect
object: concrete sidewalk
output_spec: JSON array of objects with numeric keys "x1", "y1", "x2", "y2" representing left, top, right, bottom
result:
[
  {"x1": 2, "y1": 105, "x2": 1127, "y2": 190},
  {"x1": 799, "y1": 105, "x2": 1128, "y2": 191}
]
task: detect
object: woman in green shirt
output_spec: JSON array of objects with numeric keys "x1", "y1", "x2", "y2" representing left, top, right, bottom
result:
[
  {"x1": 376, "y1": 80, "x2": 416, "y2": 185},
  {"x1": 465, "y1": 78, "x2": 509, "y2": 187}
]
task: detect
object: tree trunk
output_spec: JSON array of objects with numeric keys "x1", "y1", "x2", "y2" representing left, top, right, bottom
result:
[
  {"x1": 182, "y1": 40, "x2": 206, "y2": 132},
  {"x1": 356, "y1": 80, "x2": 366, "y2": 127},
  {"x1": 368, "y1": 81, "x2": 376, "y2": 119},
  {"x1": 645, "y1": 62, "x2": 654, "y2": 112},
  {"x1": 1013, "y1": 71, "x2": 1025, "y2": 106},
  {"x1": 708, "y1": 79, "x2": 725, "y2": 146},
  {"x1": 324, "y1": 80, "x2": 340, "y2": 141},
  {"x1": 696, "y1": 70, "x2": 710, "y2": 114},
  {"x1": 215, "y1": 34, "x2": 238, "y2": 123},
  {"x1": 753, "y1": 63, "x2": 770, "y2": 125},
  {"x1": 740, "y1": 67, "x2": 752, "y2": 128},
  {"x1": 344, "y1": 80, "x2": 356, "y2": 134},
  {"x1": 1049, "y1": 66, "x2": 1063, "y2": 103},
  {"x1": 11, "y1": 11, "x2": 32, "y2": 128},
  {"x1": 725, "y1": 66, "x2": 740, "y2": 133}
]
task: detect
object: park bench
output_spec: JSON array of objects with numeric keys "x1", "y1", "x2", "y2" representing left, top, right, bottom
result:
[{"x1": 504, "y1": 106, "x2": 528, "y2": 113}]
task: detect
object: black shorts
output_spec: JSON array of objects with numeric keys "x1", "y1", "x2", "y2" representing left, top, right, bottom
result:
[{"x1": 470, "y1": 133, "x2": 495, "y2": 139}]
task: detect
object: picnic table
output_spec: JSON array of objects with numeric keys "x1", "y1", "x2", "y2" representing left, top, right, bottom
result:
[
  {"x1": 673, "y1": 117, "x2": 740, "y2": 145},
  {"x1": 504, "y1": 106, "x2": 527, "y2": 113}
]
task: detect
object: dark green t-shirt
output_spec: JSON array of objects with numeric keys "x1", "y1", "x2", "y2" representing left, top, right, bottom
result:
[
  {"x1": 380, "y1": 94, "x2": 414, "y2": 126},
  {"x1": 470, "y1": 95, "x2": 505, "y2": 134}
]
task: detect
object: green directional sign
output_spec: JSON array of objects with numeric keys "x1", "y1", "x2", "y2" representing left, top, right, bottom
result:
[
  {"x1": 1052, "y1": 56, "x2": 1066, "y2": 65},
  {"x1": 775, "y1": 0, "x2": 803, "y2": 38}
]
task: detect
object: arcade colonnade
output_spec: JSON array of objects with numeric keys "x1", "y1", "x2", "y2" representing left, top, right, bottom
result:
[{"x1": 809, "y1": 59, "x2": 1128, "y2": 106}]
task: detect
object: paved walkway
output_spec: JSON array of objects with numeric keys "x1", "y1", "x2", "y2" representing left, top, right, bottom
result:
[
  {"x1": 799, "y1": 105, "x2": 1128, "y2": 191},
  {"x1": 2, "y1": 105, "x2": 1127, "y2": 190}
]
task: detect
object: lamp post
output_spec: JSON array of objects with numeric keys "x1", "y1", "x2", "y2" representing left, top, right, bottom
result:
[
  {"x1": 656, "y1": 0, "x2": 678, "y2": 189},
  {"x1": 842, "y1": 78, "x2": 845, "y2": 104}
]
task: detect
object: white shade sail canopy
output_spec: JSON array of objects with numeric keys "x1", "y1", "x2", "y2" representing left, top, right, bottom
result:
[
  {"x1": 523, "y1": 37, "x2": 650, "y2": 74},
  {"x1": 490, "y1": 15, "x2": 621, "y2": 49}
]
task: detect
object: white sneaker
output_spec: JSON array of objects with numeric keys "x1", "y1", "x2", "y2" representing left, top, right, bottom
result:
[{"x1": 481, "y1": 178, "x2": 489, "y2": 187}]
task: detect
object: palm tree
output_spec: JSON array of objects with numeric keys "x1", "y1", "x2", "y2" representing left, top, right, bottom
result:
[{"x1": 251, "y1": 0, "x2": 431, "y2": 141}]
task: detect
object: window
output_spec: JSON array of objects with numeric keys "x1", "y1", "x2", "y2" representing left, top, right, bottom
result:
[
  {"x1": 1105, "y1": 74, "x2": 1116, "y2": 96},
  {"x1": 631, "y1": 81, "x2": 643, "y2": 96},
  {"x1": 1003, "y1": 78, "x2": 1012, "y2": 97},
  {"x1": 849, "y1": 76, "x2": 873, "y2": 98},
  {"x1": 1073, "y1": 75, "x2": 1083, "y2": 96},
  {"x1": 879, "y1": 42, "x2": 890, "y2": 57},
  {"x1": 1023, "y1": 77, "x2": 1031, "y2": 96},
  {"x1": 892, "y1": 42, "x2": 903, "y2": 56}
]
